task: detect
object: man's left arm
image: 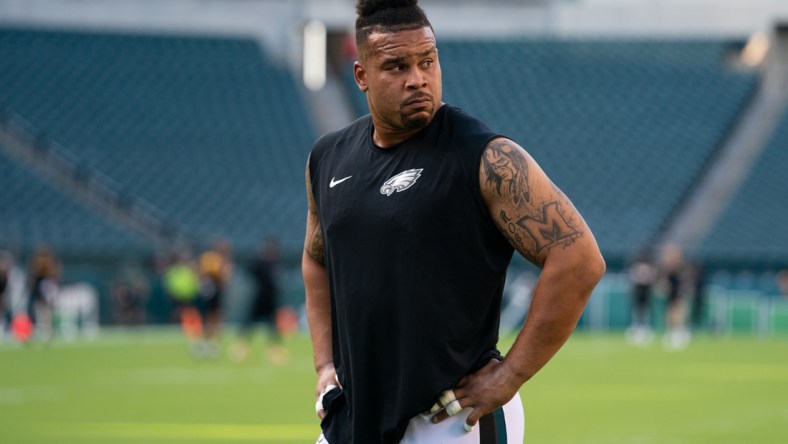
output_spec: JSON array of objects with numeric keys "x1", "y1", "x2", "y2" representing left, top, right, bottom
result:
[{"x1": 432, "y1": 137, "x2": 606, "y2": 427}]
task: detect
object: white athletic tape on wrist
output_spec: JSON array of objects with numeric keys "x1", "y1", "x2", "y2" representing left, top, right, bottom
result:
[
  {"x1": 439, "y1": 390, "x2": 456, "y2": 406},
  {"x1": 445, "y1": 400, "x2": 462, "y2": 416}
]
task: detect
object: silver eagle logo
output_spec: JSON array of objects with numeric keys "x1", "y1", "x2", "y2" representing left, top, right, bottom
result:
[{"x1": 380, "y1": 168, "x2": 424, "y2": 196}]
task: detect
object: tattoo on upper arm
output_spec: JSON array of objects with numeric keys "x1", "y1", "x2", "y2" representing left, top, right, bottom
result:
[
  {"x1": 512, "y1": 202, "x2": 581, "y2": 254},
  {"x1": 306, "y1": 225, "x2": 325, "y2": 265},
  {"x1": 483, "y1": 139, "x2": 583, "y2": 262},
  {"x1": 304, "y1": 155, "x2": 326, "y2": 265},
  {"x1": 482, "y1": 140, "x2": 530, "y2": 206},
  {"x1": 500, "y1": 210, "x2": 538, "y2": 263},
  {"x1": 501, "y1": 201, "x2": 582, "y2": 262}
]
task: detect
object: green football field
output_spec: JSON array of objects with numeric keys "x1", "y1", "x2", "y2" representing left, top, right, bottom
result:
[{"x1": 1, "y1": 329, "x2": 786, "y2": 444}]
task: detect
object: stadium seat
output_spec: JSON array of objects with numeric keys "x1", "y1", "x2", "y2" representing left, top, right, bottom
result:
[
  {"x1": 700, "y1": 105, "x2": 788, "y2": 266},
  {"x1": 0, "y1": 28, "x2": 316, "y2": 255},
  {"x1": 0, "y1": 149, "x2": 148, "y2": 253}
]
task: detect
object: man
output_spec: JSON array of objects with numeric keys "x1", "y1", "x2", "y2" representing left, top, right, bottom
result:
[
  {"x1": 27, "y1": 244, "x2": 60, "y2": 342},
  {"x1": 0, "y1": 250, "x2": 15, "y2": 339},
  {"x1": 231, "y1": 239, "x2": 287, "y2": 364},
  {"x1": 626, "y1": 250, "x2": 657, "y2": 346},
  {"x1": 198, "y1": 239, "x2": 233, "y2": 358},
  {"x1": 303, "y1": 1, "x2": 606, "y2": 442},
  {"x1": 660, "y1": 244, "x2": 690, "y2": 350}
]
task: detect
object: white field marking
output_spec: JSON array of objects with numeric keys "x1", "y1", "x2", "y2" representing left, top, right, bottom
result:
[{"x1": 0, "y1": 385, "x2": 63, "y2": 405}]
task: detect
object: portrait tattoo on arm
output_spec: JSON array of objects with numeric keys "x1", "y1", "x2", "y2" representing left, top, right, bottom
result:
[
  {"x1": 483, "y1": 139, "x2": 583, "y2": 264},
  {"x1": 482, "y1": 139, "x2": 530, "y2": 206}
]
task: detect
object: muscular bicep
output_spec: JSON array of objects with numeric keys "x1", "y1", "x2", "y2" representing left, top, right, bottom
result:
[
  {"x1": 480, "y1": 138, "x2": 587, "y2": 267},
  {"x1": 304, "y1": 155, "x2": 326, "y2": 265}
]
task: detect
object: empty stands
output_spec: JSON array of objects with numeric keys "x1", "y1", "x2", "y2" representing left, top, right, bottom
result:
[
  {"x1": 0, "y1": 28, "x2": 314, "y2": 255},
  {"x1": 700, "y1": 105, "x2": 788, "y2": 266},
  {"x1": 0, "y1": 149, "x2": 148, "y2": 253}
]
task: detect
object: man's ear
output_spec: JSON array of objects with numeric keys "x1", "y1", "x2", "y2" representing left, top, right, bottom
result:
[{"x1": 354, "y1": 61, "x2": 368, "y2": 93}]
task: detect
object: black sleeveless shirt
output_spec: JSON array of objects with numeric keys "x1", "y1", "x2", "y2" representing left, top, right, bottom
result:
[{"x1": 309, "y1": 105, "x2": 515, "y2": 443}]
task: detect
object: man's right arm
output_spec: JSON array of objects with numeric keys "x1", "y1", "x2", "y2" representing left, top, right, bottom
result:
[{"x1": 302, "y1": 155, "x2": 336, "y2": 419}]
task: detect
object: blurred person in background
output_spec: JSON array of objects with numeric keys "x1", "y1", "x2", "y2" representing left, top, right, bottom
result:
[
  {"x1": 776, "y1": 269, "x2": 788, "y2": 299},
  {"x1": 0, "y1": 251, "x2": 29, "y2": 343},
  {"x1": 111, "y1": 261, "x2": 150, "y2": 326},
  {"x1": 686, "y1": 260, "x2": 707, "y2": 332},
  {"x1": 147, "y1": 249, "x2": 177, "y2": 324},
  {"x1": 625, "y1": 249, "x2": 658, "y2": 347},
  {"x1": 303, "y1": 1, "x2": 605, "y2": 442},
  {"x1": 231, "y1": 238, "x2": 287, "y2": 364},
  {"x1": 163, "y1": 248, "x2": 202, "y2": 355},
  {"x1": 198, "y1": 239, "x2": 233, "y2": 358},
  {"x1": 0, "y1": 251, "x2": 12, "y2": 337},
  {"x1": 27, "y1": 245, "x2": 60, "y2": 342},
  {"x1": 661, "y1": 244, "x2": 690, "y2": 350}
]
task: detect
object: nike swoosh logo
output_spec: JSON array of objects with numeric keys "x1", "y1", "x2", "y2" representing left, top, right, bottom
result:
[{"x1": 329, "y1": 176, "x2": 352, "y2": 188}]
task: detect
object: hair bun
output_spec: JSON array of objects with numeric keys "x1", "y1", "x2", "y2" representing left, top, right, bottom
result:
[{"x1": 356, "y1": 0, "x2": 419, "y2": 17}]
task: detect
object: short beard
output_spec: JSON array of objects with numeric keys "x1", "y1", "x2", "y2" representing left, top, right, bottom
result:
[{"x1": 400, "y1": 105, "x2": 433, "y2": 130}]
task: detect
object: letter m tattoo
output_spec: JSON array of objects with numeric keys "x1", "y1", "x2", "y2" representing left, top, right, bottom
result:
[{"x1": 516, "y1": 202, "x2": 580, "y2": 254}]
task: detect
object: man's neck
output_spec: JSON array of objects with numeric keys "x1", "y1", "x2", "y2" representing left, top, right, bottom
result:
[
  {"x1": 370, "y1": 104, "x2": 443, "y2": 148},
  {"x1": 371, "y1": 125, "x2": 422, "y2": 148}
]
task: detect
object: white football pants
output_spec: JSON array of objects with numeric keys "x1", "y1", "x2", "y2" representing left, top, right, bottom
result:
[{"x1": 317, "y1": 392, "x2": 524, "y2": 444}]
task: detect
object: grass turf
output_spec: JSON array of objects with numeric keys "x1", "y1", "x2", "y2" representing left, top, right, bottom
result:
[{"x1": 1, "y1": 329, "x2": 786, "y2": 443}]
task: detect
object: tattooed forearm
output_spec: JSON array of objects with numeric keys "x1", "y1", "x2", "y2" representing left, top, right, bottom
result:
[{"x1": 482, "y1": 140, "x2": 530, "y2": 206}]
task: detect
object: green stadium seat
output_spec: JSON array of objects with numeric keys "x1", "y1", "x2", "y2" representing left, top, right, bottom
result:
[
  {"x1": 0, "y1": 28, "x2": 316, "y2": 255},
  {"x1": 700, "y1": 106, "x2": 788, "y2": 266}
]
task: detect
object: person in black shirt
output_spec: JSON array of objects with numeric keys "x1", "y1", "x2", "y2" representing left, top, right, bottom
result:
[
  {"x1": 303, "y1": 1, "x2": 606, "y2": 442},
  {"x1": 27, "y1": 245, "x2": 60, "y2": 342},
  {"x1": 0, "y1": 250, "x2": 12, "y2": 337},
  {"x1": 626, "y1": 250, "x2": 658, "y2": 346},
  {"x1": 231, "y1": 239, "x2": 287, "y2": 364}
]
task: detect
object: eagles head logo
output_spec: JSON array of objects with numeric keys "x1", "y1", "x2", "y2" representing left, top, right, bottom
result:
[{"x1": 380, "y1": 168, "x2": 424, "y2": 196}]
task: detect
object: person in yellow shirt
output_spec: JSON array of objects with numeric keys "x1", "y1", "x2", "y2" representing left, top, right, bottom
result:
[
  {"x1": 163, "y1": 249, "x2": 201, "y2": 352},
  {"x1": 198, "y1": 239, "x2": 233, "y2": 358}
]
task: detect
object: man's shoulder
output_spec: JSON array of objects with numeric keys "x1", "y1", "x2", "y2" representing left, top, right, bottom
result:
[
  {"x1": 309, "y1": 114, "x2": 371, "y2": 178},
  {"x1": 442, "y1": 104, "x2": 486, "y2": 126},
  {"x1": 440, "y1": 104, "x2": 502, "y2": 149},
  {"x1": 313, "y1": 114, "x2": 371, "y2": 152}
]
